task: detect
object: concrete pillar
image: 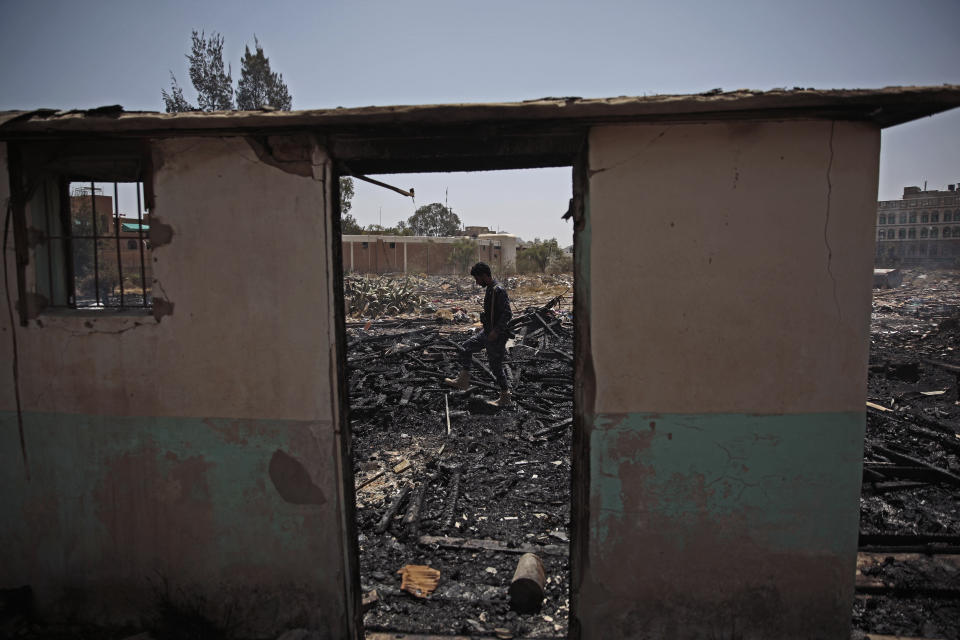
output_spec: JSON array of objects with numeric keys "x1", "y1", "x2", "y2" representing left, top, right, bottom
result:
[{"x1": 577, "y1": 120, "x2": 878, "y2": 639}]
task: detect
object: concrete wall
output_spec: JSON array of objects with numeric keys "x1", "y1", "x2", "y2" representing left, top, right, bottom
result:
[
  {"x1": 577, "y1": 121, "x2": 878, "y2": 638},
  {"x1": 1, "y1": 138, "x2": 352, "y2": 636},
  {"x1": 342, "y1": 234, "x2": 514, "y2": 275},
  {"x1": 2, "y1": 117, "x2": 881, "y2": 639}
]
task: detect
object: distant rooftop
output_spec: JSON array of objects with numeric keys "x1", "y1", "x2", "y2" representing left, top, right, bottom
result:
[{"x1": 902, "y1": 184, "x2": 960, "y2": 198}]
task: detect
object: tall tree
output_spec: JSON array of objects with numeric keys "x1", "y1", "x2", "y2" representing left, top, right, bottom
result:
[
  {"x1": 448, "y1": 238, "x2": 478, "y2": 272},
  {"x1": 518, "y1": 238, "x2": 561, "y2": 273},
  {"x1": 162, "y1": 31, "x2": 233, "y2": 112},
  {"x1": 340, "y1": 213, "x2": 363, "y2": 235},
  {"x1": 407, "y1": 203, "x2": 462, "y2": 236},
  {"x1": 161, "y1": 73, "x2": 194, "y2": 113},
  {"x1": 339, "y1": 176, "x2": 355, "y2": 226},
  {"x1": 236, "y1": 37, "x2": 292, "y2": 110}
]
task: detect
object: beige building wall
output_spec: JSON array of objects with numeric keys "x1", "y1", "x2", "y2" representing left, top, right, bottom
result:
[
  {"x1": 0, "y1": 137, "x2": 353, "y2": 636},
  {"x1": 578, "y1": 120, "x2": 879, "y2": 639}
]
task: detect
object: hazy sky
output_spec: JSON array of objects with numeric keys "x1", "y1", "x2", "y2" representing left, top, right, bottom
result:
[{"x1": 2, "y1": 0, "x2": 958, "y2": 244}]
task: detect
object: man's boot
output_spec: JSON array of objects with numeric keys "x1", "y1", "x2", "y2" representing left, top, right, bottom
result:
[
  {"x1": 444, "y1": 369, "x2": 471, "y2": 391},
  {"x1": 487, "y1": 389, "x2": 512, "y2": 408}
]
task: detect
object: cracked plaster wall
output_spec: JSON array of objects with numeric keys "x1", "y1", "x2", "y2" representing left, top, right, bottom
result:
[
  {"x1": 1, "y1": 137, "x2": 350, "y2": 635},
  {"x1": 577, "y1": 121, "x2": 880, "y2": 639}
]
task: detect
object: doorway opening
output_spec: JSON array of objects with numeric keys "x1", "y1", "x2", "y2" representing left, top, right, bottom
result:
[{"x1": 338, "y1": 166, "x2": 578, "y2": 638}]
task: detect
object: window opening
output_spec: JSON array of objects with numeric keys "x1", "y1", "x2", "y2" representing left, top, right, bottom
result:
[{"x1": 37, "y1": 181, "x2": 152, "y2": 310}]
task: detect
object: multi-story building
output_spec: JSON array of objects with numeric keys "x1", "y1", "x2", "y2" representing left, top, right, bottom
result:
[{"x1": 876, "y1": 184, "x2": 960, "y2": 266}]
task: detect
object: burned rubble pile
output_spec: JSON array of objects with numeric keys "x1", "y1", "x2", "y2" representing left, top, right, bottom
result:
[
  {"x1": 349, "y1": 291, "x2": 573, "y2": 638},
  {"x1": 854, "y1": 269, "x2": 960, "y2": 640}
]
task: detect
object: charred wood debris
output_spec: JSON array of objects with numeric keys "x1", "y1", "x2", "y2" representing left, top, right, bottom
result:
[
  {"x1": 854, "y1": 269, "x2": 960, "y2": 640},
  {"x1": 345, "y1": 270, "x2": 960, "y2": 639},
  {"x1": 348, "y1": 277, "x2": 573, "y2": 638}
]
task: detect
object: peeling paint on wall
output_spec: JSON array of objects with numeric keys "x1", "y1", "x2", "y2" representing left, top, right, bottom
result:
[
  {"x1": 150, "y1": 296, "x2": 174, "y2": 322},
  {"x1": 582, "y1": 411, "x2": 864, "y2": 638},
  {"x1": 16, "y1": 292, "x2": 48, "y2": 319},
  {"x1": 148, "y1": 216, "x2": 174, "y2": 248},
  {"x1": 268, "y1": 449, "x2": 327, "y2": 506},
  {"x1": 245, "y1": 135, "x2": 316, "y2": 178}
]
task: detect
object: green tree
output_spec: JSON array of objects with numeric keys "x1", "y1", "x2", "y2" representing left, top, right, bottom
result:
[
  {"x1": 164, "y1": 32, "x2": 353, "y2": 218},
  {"x1": 340, "y1": 177, "x2": 355, "y2": 215},
  {"x1": 517, "y1": 238, "x2": 561, "y2": 273},
  {"x1": 236, "y1": 37, "x2": 292, "y2": 110},
  {"x1": 407, "y1": 203, "x2": 461, "y2": 237},
  {"x1": 339, "y1": 176, "x2": 355, "y2": 232},
  {"x1": 162, "y1": 31, "x2": 233, "y2": 112},
  {"x1": 448, "y1": 238, "x2": 478, "y2": 272},
  {"x1": 161, "y1": 73, "x2": 194, "y2": 112},
  {"x1": 341, "y1": 212, "x2": 363, "y2": 235},
  {"x1": 364, "y1": 223, "x2": 413, "y2": 236}
]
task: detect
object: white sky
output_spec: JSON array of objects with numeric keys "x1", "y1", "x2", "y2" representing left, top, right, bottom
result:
[{"x1": 3, "y1": 0, "x2": 959, "y2": 245}]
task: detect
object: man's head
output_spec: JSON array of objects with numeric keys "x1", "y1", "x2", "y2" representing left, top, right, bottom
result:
[{"x1": 470, "y1": 262, "x2": 493, "y2": 286}]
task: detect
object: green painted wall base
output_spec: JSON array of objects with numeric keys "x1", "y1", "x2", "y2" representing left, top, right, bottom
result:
[
  {"x1": 579, "y1": 411, "x2": 865, "y2": 639},
  {"x1": 0, "y1": 410, "x2": 345, "y2": 635}
]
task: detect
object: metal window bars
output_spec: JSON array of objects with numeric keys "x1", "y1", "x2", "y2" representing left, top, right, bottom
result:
[{"x1": 42, "y1": 180, "x2": 152, "y2": 310}]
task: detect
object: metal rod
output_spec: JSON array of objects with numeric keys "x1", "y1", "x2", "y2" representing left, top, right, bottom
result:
[
  {"x1": 60, "y1": 178, "x2": 76, "y2": 307},
  {"x1": 352, "y1": 174, "x2": 415, "y2": 198},
  {"x1": 90, "y1": 181, "x2": 100, "y2": 306},
  {"x1": 136, "y1": 182, "x2": 147, "y2": 307},
  {"x1": 445, "y1": 393, "x2": 451, "y2": 436},
  {"x1": 113, "y1": 182, "x2": 124, "y2": 308},
  {"x1": 42, "y1": 181, "x2": 54, "y2": 304}
]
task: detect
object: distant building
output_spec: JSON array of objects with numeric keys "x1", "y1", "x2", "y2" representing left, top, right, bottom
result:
[
  {"x1": 876, "y1": 184, "x2": 960, "y2": 266},
  {"x1": 342, "y1": 232, "x2": 517, "y2": 275},
  {"x1": 463, "y1": 225, "x2": 492, "y2": 237}
]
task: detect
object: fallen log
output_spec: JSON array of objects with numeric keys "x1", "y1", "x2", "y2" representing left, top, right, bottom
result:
[
  {"x1": 873, "y1": 444, "x2": 960, "y2": 486},
  {"x1": 510, "y1": 553, "x2": 546, "y2": 614},
  {"x1": 531, "y1": 417, "x2": 573, "y2": 440},
  {"x1": 357, "y1": 470, "x2": 385, "y2": 490},
  {"x1": 441, "y1": 467, "x2": 462, "y2": 530},
  {"x1": 417, "y1": 535, "x2": 567, "y2": 556},
  {"x1": 403, "y1": 475, "x2": 435, "y2": 537},
  {"x1": 376, "y1": 484, "x2": 412, "y2": 534}
]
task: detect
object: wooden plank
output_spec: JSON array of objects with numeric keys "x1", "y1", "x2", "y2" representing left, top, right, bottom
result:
[
  {"x1": 873, "y1": 444, "x2": 960, "y2": 486},
  {"x1": 418, "y1": 535, "x2": 567, "y2": 557},
  {"x1": 864, "y1": 635, "x2": 947, "y2": 640}
]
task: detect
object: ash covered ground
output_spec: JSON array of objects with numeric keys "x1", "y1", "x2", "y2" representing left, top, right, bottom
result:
[
  {"x1": 350, "y1": 270, "x2": 960, "y2": 639},
  {"x1": 853, "y1": 268, "x2": 960, "y2": 640},
  {"x1": 348, "y1": 275, "x2": 573, "y2": 638},
  {"x1": 4, "y1": 271, "x2": 958, "y2": 639}
]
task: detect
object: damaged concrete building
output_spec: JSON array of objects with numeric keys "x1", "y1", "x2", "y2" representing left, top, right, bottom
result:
[
  {"x1": 2, "y1": 86, "x2": 960, "y2": 638},
  {"x1": 875, "y1": 184, "x2": 960, "y2": 266},
  {"x1": 342, "y1": 231, "x2": 517, "y2": 275}
]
